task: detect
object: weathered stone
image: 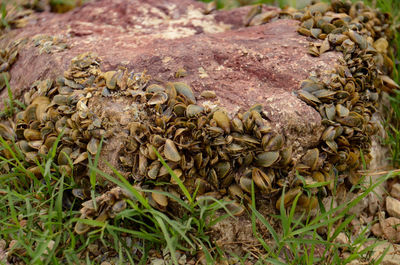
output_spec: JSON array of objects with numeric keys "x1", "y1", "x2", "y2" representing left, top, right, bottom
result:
[
  {"x1": 391, "y1": 183, "x2": 400, "y2": 200},
  {"x1": 372, "y1": 223, "x2": 384, "y2": 237},
  {"x1": 0, "y1": 0, "x2": 343, "y2": 172},
  {"x1": 386, "y1": 196, "x2": 400, "y2": 219},
  {"x1": 350, "y1": 218, "x2": 362, "y2": 236},
  {"x1": 0, "y1": 0, "x2": 395, "y2": 261},
  {"x1": 0, "y1": 0, "x2": 391, "y2": 184},
  {"x1": 371, "y1": 217, "x2": 400, "y2": 243},
  {"x1": 334, "y1": 232, "x2": 350, "y2": 247},
  {"x1": 341, "y1": 251, "x2": 351, "y2": 259},
  {"x1": 371, "y1": 242, "x2": 400, "y2": 265}
]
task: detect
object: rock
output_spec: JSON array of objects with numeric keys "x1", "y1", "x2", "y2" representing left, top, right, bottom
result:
[
  {"x1": 372, "y1": 223, "x2": 383, "y2": 237},
  {"x1": 322, "y1": 196, "x2": 338, "y2": 213},
  {"x1": 386, "y1": 196, "x2": 400, "y2": 218},
  {"x1": 211, "y1": 213, "x2": 259, "y2": 255},
  {"x1": 0, "y1": 0, "x2": 342, "y2": 172},
  {"x1": 371, "y1": 217, "x2": 400, "y2": 242},
  {"x1": 150, "y1": 259, "x2": 164, "y2": 265},
  {"x1": 40, "y1": 240, "x2": 55, "y2": 262},
  {"x1": 43, "y1": 240, "x2": 55, "y2": 255},
  {"x1": 334, "y1": 232, "x2": 350, "y2": 247},
  {"x1": 0, "y1": 0, "x2": 391, "y2": 182},
  {"x1": 341, "y1": 251, "x2": 351, "y2": 259},
  {"x1": 391, "y1": 183, "x2": 400, "y2": 200},
  {"x1": 87, "y1": 244, "x2": 100, "y2": 256},
  {"x1": 371, "y1": 242, "x2": 400, "y2": 265},
  {"x1": 367, "y1": 113, "x2": 391, "y2": 199},
  {"x1": 350, "y1": 218, "x2": 363, "y2": 237},
  {"x1": 0, "y1": 0, "x2": 393, "y2": 259}
]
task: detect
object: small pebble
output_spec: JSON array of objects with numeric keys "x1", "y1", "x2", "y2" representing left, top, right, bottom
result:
[
  {"x1": 391, "y1": 183, "x2": 400, "y2": 200},
  {"x1": 386, "y1": 196, "x2": 400, "y2": 218}
]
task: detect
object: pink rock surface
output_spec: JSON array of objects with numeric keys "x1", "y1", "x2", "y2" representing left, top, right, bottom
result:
[{"x1": 2, "y1": 0, "x2": 342, "y2": 160}]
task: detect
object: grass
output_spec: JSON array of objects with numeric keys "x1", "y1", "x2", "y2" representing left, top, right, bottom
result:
[
  {"x1": 1, "y1": 0, "x2": 400, "y2": 264},
  {"x1": 249, "y1": 172, "x2": 395, "y2": 265},
  {"x1": 1, "y1": 128, "x2": 393, "y2": 264},
  {"x1": 0, "y1": 73, "x2": 25, "y2": 119},
  {"x1": 0, "y1": 123, "x2": 235, "y2": 264}
]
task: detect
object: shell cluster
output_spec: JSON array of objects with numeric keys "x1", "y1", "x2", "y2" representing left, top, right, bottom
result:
[
  {"x1": 0, "y1": 49, "x2": 297, "y2": 231},
  {"x1": 0, "y1": 40, "x2": 21, "y2": 91},
  {"x1": 74, "y1": 187, "x2": 129, "y2": 234},
  {"x1": 1, "y1": 53, "x2": 104, "y2": 179},
  {"x1": 245, "y1": 0, "x2": 398, "y2": 204},
  {"x1": 294, "y1": 1, "x2": 398, "y2": 188},
  {"x1": 121, "y1": 82, "x2": 293, "y2": 206},
  {"x1": 32, "y1": 34, "x2": 69, "y2": 54},
  {"x1": 0, "y1": 0, "x2": 399, "y2": 235},
  {"x1": 0, "y1": 6, "x2": 33, "y2": 34}
]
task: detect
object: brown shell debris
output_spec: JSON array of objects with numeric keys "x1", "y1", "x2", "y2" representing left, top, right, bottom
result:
[{"x1": 0, "y1": 0, "x2": 398, "y2": 235}]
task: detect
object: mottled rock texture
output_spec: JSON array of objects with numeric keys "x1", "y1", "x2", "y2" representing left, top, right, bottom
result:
[{"x1": 1, "y1": 0, "x2": 344, "y2": 162}]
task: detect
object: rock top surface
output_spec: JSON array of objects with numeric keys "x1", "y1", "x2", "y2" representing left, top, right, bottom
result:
[{"x1": 2, "y1": 0, "x2": 342, "y2": 161}]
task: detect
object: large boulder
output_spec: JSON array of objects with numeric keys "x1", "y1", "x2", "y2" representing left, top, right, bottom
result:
[{"x1": 1, "y1": 0, "x2": 344, "y2": 168}]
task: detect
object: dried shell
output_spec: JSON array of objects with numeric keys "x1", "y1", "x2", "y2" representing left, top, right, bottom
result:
[
  {"x1": 255, "y1": 151, "x2": 279, "y2": 168},
  {"x1": 24, "y1": 129, "x2": 41, "y2": 141},
  {"x1": 151, "y1": 189, "x2": 168, "y2": 207},
  {"x1": 213, "y1": 110, "x2": 231, "y2": 133},
  {"x1": 275, "y1": 186, "x2": 302, "y2": 209},
  {"x1": 164, "y1": 139, "x2": 181, "y2": 162},
  {"x1": 301, "y1": 148, "x2": 319, "y2": 171},
  {"x1": 87, "y1": 138, "x2": 99, "y2": 155},
  {"x1": 174, "y1": 82, "x2": 196, "y2": 104},
  {"x1": 186, "y1": 104, "x2": 204, "y2": 118},
  {"x1": 148, "y1": 92, "x2": 168, "y2": 105},
  {"x1": 200, "y1": 90, "x2": 216, "y2": 99},
  {"x1": 252, "y1": 167, "x2": 272, "y2": 191}
]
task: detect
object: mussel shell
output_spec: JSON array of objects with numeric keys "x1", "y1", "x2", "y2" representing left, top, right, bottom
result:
[
  {"x1": 186, "y1": 104, "x2": 204, "y2": 118},
  {"x1": 112, "y1": 200, "x2": 127, "y2": 214},
  {"x1": 275, "y1": 186, "x2": 302, "y2": 209},
  {"x1": 255, "y1": 151, "x2": 279, "y2": 168},
  {"x1": 87, "y1": 138, "x2": 99, "y2": 155},
  {"x1": 148, "y1": 92, "x2": 169, "y2": 105},
  {"x1": 151, "y1": 189, "x2": 168, "y2": 207},
  {"x1": 213, "y1": 110, "x2": 231, "y2": 134},
  {"x1": 252, "y1": 167, "x2": 272, "y2": 191},
  {"x1": 74, "y1": 222, "x2": 90, "y2": 235},
  {"x1": 239, "y1": 177, "x2": 252, "y2": 193},
  {"x1": 226, "y1": 201, "x2": 245, "y2": 216},
  {"x1": 173, "y1": 82, "x2": 196, "y2": 104},
  {"x1": 301, "y1": 148, "x2": 319, "y2": 170},
  {"x1": 164, "y1": 139, "x2": 181, "y2": 162}
]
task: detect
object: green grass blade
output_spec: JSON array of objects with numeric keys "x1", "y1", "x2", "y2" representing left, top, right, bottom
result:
[
  {"x1": 154, "y1": 216, "x2": 179, "y2": 265},
  {"x1": 153, "y1": 147, "x2": 193, "y2": 205}
]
